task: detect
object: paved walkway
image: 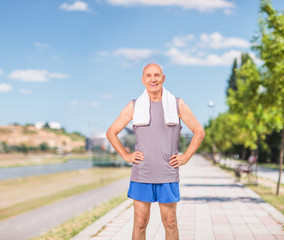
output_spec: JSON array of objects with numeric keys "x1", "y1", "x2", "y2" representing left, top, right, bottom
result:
[
  {"x1": 218, "y1": 158, "x2": 284, "y2": 184},
  {"x1": 72, "y1": 155, "x2": 284, "y2": 240}
]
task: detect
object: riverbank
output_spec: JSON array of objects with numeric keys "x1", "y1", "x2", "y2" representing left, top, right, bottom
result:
[
  {"x1": 0, "y1": 152, "x2": 121, "y2": 168},
  {"x1": 0, "y1": 153, "x2": 93, "y2": 168},
  {"x1": 0, "y1": 166, "x2": 131, "y2": 221}
]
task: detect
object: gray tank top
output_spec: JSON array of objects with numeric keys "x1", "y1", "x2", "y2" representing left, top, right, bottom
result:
[{"x1": 130, "y1": 97, "x2": 182, "y2": 183}]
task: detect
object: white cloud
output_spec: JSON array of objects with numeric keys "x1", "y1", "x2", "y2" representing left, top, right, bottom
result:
[
  {"x1": 164, "y1": 32, "x2": 255, "y2": 66},
  {"x1": 99, "y1": 93, "x2": 114, "y2": 99},
  {"x1": 106, "y1": 0, "x2": 235, "y2": 12},
  {"x1": 0, "y1": 83, "x2": 12, "y2": 92},
  {"x1": 48, "y1": 72, "x2": 69, "y2": 79},
  {"x1": 165, "y1": 47, "x2": 244, "y2": 66},
  {"x1": 59, "y1": 1, "x2": 90, "y2": 11},
  {"x1": 168, "y1": 34, "x2": 195, "y2": 47},
  {"x1": 113, "y1": 48, "x2": 153, "y2": 61},
  {"x1": 8, "y1": 69, "x2": 69, "y2": 82},
  {"x1": 91, "y1": 101, "x2": 100, "y2": 107},
  {"x1": 248, "y1": 52, "x2": 263, "y2": 65},
  {"x1": 167, "y1": 32, "x2": 249, "y2": 49},
  {"x1": 8, "y1": 70, "x2": 48, "y2": 82},
  {"x1": 94, "y1": 49, "x2": 154, "y2": 63},
  {"x1": 199, "y1": 32, "x2": 250, "y2": 48},
  {"x1": 19, "y1": 89, "x2": 31, "y2": 94},
  {"x1": 34, "y1": 42, "x2": 48, "y2": 48}
]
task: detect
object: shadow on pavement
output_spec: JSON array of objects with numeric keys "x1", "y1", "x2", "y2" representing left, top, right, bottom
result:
[
  {"x1": 183, "y1": 176, "x2": 231, "y2": 179},
  {"x1": 180, "y1": 196, "x2": 265, "y2": 203},
  {"x1": 180, "y1": 183, "x2": 245, "y2": 188}
]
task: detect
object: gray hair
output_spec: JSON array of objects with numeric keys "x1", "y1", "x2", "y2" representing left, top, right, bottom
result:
[{"x1": 142, "y1": 62, "x2": 164, "y2": 75}]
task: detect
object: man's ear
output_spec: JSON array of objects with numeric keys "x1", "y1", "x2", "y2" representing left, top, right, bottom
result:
[{"x1": 141, "y1": 77, "x2": 146, "y2": 86}]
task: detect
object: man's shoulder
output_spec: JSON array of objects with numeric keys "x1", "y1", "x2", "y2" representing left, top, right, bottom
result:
[{"x1": 175, "y1": 96, "x2": 181, "y2": 104}]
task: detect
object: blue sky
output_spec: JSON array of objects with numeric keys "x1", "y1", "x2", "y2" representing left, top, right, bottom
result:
[{"x1": 0, "y1": 0, "x2": 283, "y2": 136}]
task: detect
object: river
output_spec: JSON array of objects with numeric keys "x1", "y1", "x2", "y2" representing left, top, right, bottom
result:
[{"x1": 0, "y1": 157, "x2": 130, "y2": 181}]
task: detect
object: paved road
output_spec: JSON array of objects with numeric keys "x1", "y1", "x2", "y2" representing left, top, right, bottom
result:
[
  {"x1": 219, "y1": 158, "x2": 284, "y2": 183},
  {"x1": 73, "y1": 155, "x2": 284, "y2": 240},
  {"x1": 0, "y1": 177, "x2": 130, "y2": 240}
]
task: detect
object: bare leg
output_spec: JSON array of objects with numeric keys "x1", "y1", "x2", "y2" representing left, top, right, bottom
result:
[
  {"x1": 132, "y1": 199, "x2": 151, "y2": 240},
  {"x1": 159, "y1": 202, "x2": 179, "y2": 240}
]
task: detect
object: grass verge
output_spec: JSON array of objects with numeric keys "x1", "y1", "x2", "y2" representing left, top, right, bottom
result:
[{"x1": 30, "y1": 192, "x2": 129, "y2": 240}]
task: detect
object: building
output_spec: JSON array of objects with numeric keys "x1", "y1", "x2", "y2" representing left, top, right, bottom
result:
[
  {"x1": 35, "y1": 121, "x2": 62, "y2": 130},
  {"x1": 86, "y1": 127, "x2": 135, "y2": 153}
]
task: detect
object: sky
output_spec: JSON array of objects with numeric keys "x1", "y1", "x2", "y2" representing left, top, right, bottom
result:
[{"x1": 0, "y1": 0, "x2": 283, "y2": 136}]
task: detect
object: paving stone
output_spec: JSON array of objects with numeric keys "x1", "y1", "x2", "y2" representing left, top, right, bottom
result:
[
  {"x1": 71, "y1": 155, "x2": 284, "y2": 240},
  {"x1": 233, "y1": 234, "x2": 255, "y2": 240},
  {"x1": 254, "y1": 234, "x2": 276, "y2": 240}
]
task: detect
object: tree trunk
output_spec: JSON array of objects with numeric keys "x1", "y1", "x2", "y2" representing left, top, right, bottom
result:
[
  {"x1": 241, "y1": 148, "x2": 247, "y2": 160},
  {"x1": 276, "y1": 129, "x2": 284, "y2": 195},
  {"x1": 255, "y1": 139, "x2": 259, "y2": 186},
  {"x1": 212, "y1": 144, "x2": 217, "y2": 164}
]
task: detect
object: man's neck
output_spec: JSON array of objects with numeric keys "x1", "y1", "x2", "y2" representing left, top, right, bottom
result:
[{"x1": 147, "y1": 89, "x2": 163, "y2": 101}]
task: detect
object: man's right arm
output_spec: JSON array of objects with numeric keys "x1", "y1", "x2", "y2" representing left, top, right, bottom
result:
[{"x1": 106, "y1": 101, "x2": 144, "y2": 164}]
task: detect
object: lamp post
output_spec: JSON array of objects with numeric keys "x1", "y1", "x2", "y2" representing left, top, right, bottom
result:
[
  {"x1": 208, "y1": 100, "x2": 215, "y2": 120},
  {"x1": 208, "y1": 100, "x2": 217, "y2": 164}
]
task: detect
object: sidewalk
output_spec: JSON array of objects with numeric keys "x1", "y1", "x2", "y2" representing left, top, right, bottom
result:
[
  {"x1": 72, "y1": 155, "x2": 284, "y2": 240},
  {"x1": 218, "y1": 157, "x2": 284, "y2": 184}
]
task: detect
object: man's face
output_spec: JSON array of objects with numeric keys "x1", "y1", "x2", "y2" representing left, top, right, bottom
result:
[{"x1": 141, "y1": 64, "x2": 165, "y2": 94}]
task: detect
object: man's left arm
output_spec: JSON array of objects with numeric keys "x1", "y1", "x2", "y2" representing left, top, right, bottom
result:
[{"x1": 169, "y1": 98, "x2": 205, "y2": 168}]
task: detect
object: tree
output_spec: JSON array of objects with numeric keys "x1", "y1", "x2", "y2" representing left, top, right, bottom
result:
[
  {"x1": 201, "y1": 112, "x2": 243, "y2": 163},
  {"x1": 240, "y1": 52, "x2": 252, "y2": 67},
  {"x1": 20, "y1": 144, "x2": 28, "y2": 155},
  {"x1": 227, "y1": 57, "x2": 280, "y2": 184},
  {"x1": 226, "y1": 58, "x2": 238, "y2": 97},
  {"x1": 39, "y1": 142, "x2": 50, "y2": 151},
  {"x1": 252, "y1": 0, "x2": 284, "y2": 194}
]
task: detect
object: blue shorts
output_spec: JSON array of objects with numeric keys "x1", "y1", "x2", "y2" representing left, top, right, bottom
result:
[{"x1": 127, "y1": 181, "x2": 180, "y2": 203}]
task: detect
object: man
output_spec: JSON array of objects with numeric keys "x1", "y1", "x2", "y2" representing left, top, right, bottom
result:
[{"x1": 106, "y1": 63, "x2": 205, "y2": 240}]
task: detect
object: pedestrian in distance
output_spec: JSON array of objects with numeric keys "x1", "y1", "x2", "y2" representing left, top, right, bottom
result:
[{"x1": 106, "y1": 63, "x2": 205, "y2": 240}]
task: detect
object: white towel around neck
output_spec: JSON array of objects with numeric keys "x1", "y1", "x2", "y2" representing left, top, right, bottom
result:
[{"x1": 133, "y1": 87, "x2": 179, "y2": 126}]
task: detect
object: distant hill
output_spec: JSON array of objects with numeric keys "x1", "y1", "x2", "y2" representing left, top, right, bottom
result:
[{"x1": 0, "y1": 124, "x2": 85, "y2": 152}]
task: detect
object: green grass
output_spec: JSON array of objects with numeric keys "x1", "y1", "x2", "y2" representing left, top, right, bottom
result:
[
  {"x1": 258, "y1": 162, "x2": 280, "y2": 170},
  {"x1": 249, "y1": 184, "x2": 284, "y2": 215},
  {"x1": 30, "y1": 192, "x2": 129, "y2": 240}
]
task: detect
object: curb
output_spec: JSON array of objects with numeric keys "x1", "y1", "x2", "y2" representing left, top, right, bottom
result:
[{"x1": 71, "y1": 197, "x2": 133, "y2": 240}]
